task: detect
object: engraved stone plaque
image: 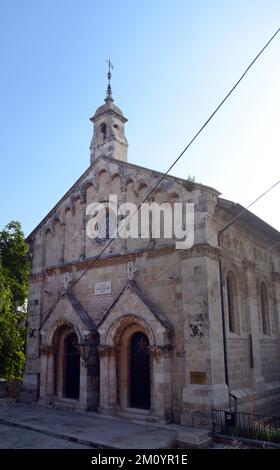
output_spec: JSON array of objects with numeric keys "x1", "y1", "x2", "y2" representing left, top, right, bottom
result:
[{"x1": 94, "y1": 280, "x2": 112, "y2": 295}]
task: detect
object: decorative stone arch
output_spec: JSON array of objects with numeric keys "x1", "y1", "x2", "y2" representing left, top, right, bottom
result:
[
  {"x1": 97, "y1": 281, "x2": 173, "y2": 422},
  {"x1": 168, "y1": 191, "x2": 180, "y2": 205},
  {"x1": 63, "y1": 204, "x2": 74, "y2": 220},
  {"x1": 136, "y1": 181, "x2": 148, "y2": 199},
  {"x1": 104, "y1": 315, "x2": 156, "y2": 413},
  {"x1": 72, "y1": 193, "x2": 82, "y2": 205},
  {"x1": 45, "y1": 225, "x2": 53, "y2": 236},
  {"x1": 45, "y1": 318, "x2": 82, "y2": 347},
  {"x1": 111, "y1": 172, "x2": 121, "y2": 182},
  {"x1": 153, "y1": 186, "x2": 163, "y2": 202},
  {"x1": 137, "y1": 181, "x2": 148, "y2": 192},
  {"x1": 51, "y1": 214, "x2": 62, "y2": 232},
  {"x1": 92, "y1": 168, "x2": 109, "y2": 193},
  {"x1": 39, "y1": 294, "x2": 98, "y2": 410},
  {"x1": 98, "y1": 169, "x2": 109, "y2": 187},
  {"x1": 125, "y1": 177, "x2": 135, "y2": 193},
  {"x1": 51, "y1": 321, "x2": 80, "y2": 400},
  {"x1": 81, "y1": 180, "x2": 96, "y2": 204},
  {"x1": 105, "y1": 314, "x2": 156, "y2": 347}
]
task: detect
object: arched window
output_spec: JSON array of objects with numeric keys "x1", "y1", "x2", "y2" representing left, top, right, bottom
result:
[
  {"x1": 100, "y1": 123, "x2": 106, "y2": 142},
  {"x1": 113, "y1": 124, "x2": 119, "y2": 138},
  {"x1": 226, "y1": 271, "x2": 239, "y2": 333},
  {"x1": 260, "y1": 282, "x2": 270, "y2": 335},
  {"x1": 95, "y1": 209, "x2": 117, "y2": 239}
]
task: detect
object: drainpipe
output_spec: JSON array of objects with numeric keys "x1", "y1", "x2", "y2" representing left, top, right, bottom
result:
[{"x1": 217, "y1": 230, "x2": 237, "y2": 412}]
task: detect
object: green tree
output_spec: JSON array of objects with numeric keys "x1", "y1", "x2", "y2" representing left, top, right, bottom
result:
[
  {"x1": 0, "y1": 221, "x2": 29, "y2": 306},
  {"x1": 0, "y1": 221, "x2": 29, "y2": 379}
]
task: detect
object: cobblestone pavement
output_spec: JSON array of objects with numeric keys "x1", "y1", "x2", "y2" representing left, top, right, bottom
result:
[{"x1": 0, "y1": 422, "x2": 92, "y2": 449}]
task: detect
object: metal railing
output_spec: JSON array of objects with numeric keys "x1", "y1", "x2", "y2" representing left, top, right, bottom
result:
[
  {"x1": 5, "y1": 380, "x2": 22, "y2": 400},
  {"x1": 212, "y1": 409, "x2": 280, "y2": 446}
]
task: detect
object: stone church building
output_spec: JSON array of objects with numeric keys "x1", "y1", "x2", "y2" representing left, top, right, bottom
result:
[{"x1": 23, "y1": 77, "x2": 280, "y2": 427}]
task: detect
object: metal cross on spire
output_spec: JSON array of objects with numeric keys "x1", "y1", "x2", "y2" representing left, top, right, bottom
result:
[{"x1": 105, "y1": 59, "x2": 114, "y2": 102}]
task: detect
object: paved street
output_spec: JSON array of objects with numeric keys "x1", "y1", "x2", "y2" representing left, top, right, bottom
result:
[
  {"x1": 0, "y1": 422, "x2": 91, "y2": 449},
  {"x1": 0, "y1": 402, "x2": 180, "y2": 449}
]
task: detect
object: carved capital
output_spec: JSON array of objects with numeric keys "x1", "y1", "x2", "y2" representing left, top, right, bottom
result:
[
  {"x1": 39, "y1": 345, "x2": 54, "y2": 356},
  {"x1": 99, "y1": 345, "x2": 119, "y2": 358},
  {"x1": 149, "y1": 344, "x2": 173, "y2": 359}
]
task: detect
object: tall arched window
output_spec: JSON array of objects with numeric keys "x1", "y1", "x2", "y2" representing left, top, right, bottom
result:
[
  {"x1": 226, "y1": 271, "x2": 239, "y2": 333},
  {"x1": 100, "y1": 123, "x2": 106, "y2": 142},
  {"x1": 260, "y1": 282, "x2": 270, "y2": 335}
]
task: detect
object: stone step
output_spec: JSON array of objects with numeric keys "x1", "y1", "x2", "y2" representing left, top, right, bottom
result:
[
  {"x1": 176, "y1": 428, "x2": 212, "y2": 449},
  {"x1": 51, "y1": 400, "x2": 79, "y2": 412},
  {"x1": 116, "y1": 409, "x2": 163, "y2": 425}
]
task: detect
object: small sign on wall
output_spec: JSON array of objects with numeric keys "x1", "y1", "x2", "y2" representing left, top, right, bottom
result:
[
  {"x1": 225, "y1": 411, "x2": 236, "y2": 426},
  {"x1": 94, "y1": 280, "x2": 112, "y2": 295},
  {"x1": 190, "y1": 371, "x2": 207, "y2": 385}
]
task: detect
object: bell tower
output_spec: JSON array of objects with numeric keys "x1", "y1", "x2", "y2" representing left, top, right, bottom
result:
[{"x1": 90, "y1": 61, "x2": 128, "y2": 164}]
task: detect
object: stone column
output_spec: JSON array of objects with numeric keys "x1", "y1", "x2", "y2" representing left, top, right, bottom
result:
[
  {"x1": 150, "y1": 345, "x2": 173, "y2": 422},
  {"x1": 180, "y1": 245, "x2": 229, "y2": 427},
  {"x1": 22, "y1": 277, "x2": 42, "y2": 402},
  {"x1": 46, "y1": 349, "x2": 55, "y2": 397},
  {"x1": 99, "y1": 346, "x2": 118, "y2": 413},
  {"x1": 39, "y1": 345, "x2": 54, "y2": 402},
  {"x1": 108, "y1": 348, "x2": 118, "y2": 408},
  {"x1": 79, "y1": 357, "x2": 89, "y2": 409}
]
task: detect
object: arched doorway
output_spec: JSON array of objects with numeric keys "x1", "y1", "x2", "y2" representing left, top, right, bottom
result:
[
  {"x1": 64, "y1": 332, "x2": 80, "y2": 399},
  {"x1": 52, "y1": 325, "x2": 81, "y2": 401},
  {"x1": 130, "y1": 332, "x2": 150, "y2": 409}
]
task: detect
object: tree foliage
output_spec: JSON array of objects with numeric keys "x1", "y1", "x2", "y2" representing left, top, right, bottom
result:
[{"x1": 0, "y1": 221, "x2": 29, "y2": 379}]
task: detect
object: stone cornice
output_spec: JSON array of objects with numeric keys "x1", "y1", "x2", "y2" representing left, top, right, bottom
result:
[
  {"x1": 93, "y1": 109, "x2": 127, "y2": 124},
  {"x1": 180, "y1": 243, "x2": 221, "y2": 261},
  {"x1": 30, "y1": 245, "x2": 176, "y2": 279}
]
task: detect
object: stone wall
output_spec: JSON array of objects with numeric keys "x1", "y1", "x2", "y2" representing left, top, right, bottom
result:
[{"x1": 23, "y1": 155, "x2": 280, "y2": 425}]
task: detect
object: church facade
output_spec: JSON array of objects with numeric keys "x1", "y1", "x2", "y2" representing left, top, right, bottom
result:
[{"x1": 22, "y1": 79, "x2": 280, "y2": 427}]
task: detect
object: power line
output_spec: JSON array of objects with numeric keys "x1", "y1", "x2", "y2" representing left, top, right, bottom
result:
[
  {"x1": 206, "y1": 180, "x2": 280, "y2": 242},
  {"x1": 40, "y1": 26, "x2": 280, "y2": 320},
  {"x1": 153, "y1": 179, "x2": 280, "y2": 281},
  {"x1": 271, "y1": 240, "x2": 280, "y2": 250}
]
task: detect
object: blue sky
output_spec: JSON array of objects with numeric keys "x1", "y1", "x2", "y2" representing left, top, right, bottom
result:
[{"x1": 0, "y1": 0, "x2": 279, "y2": 236}]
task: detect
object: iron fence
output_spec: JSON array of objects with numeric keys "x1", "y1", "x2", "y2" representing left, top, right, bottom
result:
[
  {"x1": 5, "y1": 380, "x2": 22, "y2": 400},
  {"x1": 212, "y1": 409, "x2": 280, "y2": 446}
]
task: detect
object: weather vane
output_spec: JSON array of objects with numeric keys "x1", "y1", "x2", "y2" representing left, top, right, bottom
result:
[{"x1": 105, "y1": 59, "x2": 114, "y2": 101}]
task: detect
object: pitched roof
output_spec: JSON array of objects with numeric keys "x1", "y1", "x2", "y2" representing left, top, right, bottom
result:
[
  {"x1": 40, "y1": 291, "x2": 97, "y2": 332},
  {"x1": 98, "y1": 280, "x2": 173, "y2": 332},
  {"x1": 218, "y1": 197, "x2": 280, "y2": 244}
]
